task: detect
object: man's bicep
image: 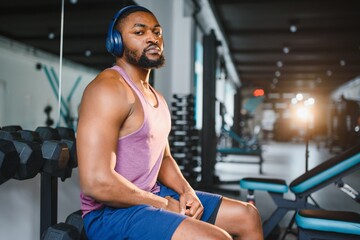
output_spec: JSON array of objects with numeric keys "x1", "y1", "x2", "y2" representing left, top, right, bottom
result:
[{"x1": 76, "y1": 84, "x2": 128, "y2": 190}]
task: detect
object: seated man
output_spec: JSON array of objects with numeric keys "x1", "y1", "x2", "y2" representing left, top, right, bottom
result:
[{"x1": 77, "y1": 5, "x2": 263, "y2": 240}]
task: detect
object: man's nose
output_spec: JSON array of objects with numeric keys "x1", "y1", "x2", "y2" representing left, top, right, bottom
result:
[{"x1": 146, "y1": 33, "x2": 159, "y2": 44}]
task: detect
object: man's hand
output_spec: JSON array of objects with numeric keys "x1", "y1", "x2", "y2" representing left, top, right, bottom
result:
[
  {"x1": 179, "y1": 190, "x2": 204, "y2": 219},
  {"x1": 163, "y1": 196, "x2": 181, "y2": 213}
]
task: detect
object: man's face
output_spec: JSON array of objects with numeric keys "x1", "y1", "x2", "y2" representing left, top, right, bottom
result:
[{"x1": 119, "y1": 11, "x2": 165, "y2": 69}]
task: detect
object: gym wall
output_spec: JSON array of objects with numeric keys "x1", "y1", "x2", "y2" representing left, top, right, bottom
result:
[
  {"x1": 135, "y1": 0, "x2": 194, "y2": 102},
  {"x1": 0, "y1": 36, "x2": 97, "y2": 129}
]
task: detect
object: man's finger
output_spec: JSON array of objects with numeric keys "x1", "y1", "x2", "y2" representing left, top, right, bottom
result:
[
  {"x1": 192, "y1": 203, "x2": 204, "y2": 219},
  {"x1": 188, "y1": 201, "x2": 199, "y2": 215},
  {"x1": 180, "y1": 201, "x2": 187, "y2": 215}
]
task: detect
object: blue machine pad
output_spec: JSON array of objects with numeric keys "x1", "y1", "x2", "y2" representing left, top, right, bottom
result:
[
  {"x1": 296, "y1": 210, "x2": 360, "y2": 236},
  {"x1": 240, "y1": 177, "x2": 288, "y2": 193},
  {"x1": 290, "y1": 148, "x2": 360, "y2": 194}
]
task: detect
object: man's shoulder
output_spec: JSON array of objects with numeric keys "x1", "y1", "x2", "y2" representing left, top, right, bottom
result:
[
  {"x1": 95, "y1": 68, "x2": 123, "y2": 83},
  {"x1": 81, "y1": 71, "x2": 131, "y2": 107},
  {"x1": 86, "y1": 68, "x2": 128, "y2": 92}
]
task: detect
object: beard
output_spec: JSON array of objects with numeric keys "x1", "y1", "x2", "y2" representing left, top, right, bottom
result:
[{"x1": 124, "y1": 46, "x2": 165, "y2": 69}]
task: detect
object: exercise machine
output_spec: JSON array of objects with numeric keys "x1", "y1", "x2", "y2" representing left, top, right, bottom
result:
[
  {"x1": 240, "y1": 143, "x2": 360, "y2": 239},
  {"x1": 217, "y1": 102, "x2": 264, "y2": 174}
]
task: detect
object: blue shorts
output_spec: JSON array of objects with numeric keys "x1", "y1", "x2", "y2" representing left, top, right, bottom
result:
[{"x1": 83, "y1": 184, "x2": 222, "y2": 240}]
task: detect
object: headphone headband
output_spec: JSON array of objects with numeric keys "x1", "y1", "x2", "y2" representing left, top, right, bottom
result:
[{"x1": 106, "y1": 5, "x2": 151, "y2": 57}]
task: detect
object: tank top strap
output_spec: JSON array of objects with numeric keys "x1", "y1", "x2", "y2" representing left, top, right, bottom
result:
[
  {"x1": 111, "y1": 65, "x2": 164, "y2": 109},
  {"x1": 110, "y1": 65, "x2": 148, "y2": 105}
]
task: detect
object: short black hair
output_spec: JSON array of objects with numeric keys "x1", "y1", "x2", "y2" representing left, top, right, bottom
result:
[{"x1": 115, "y1": 7, "x2": 154, "y2": 32}]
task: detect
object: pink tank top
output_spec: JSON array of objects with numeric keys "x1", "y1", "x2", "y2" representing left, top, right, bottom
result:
[{"x1": 80, "y1": 66, "x2": 171, "y2": 216}]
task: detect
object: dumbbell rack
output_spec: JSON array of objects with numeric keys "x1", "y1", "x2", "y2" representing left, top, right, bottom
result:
[
  {"x1": 0, "y1": 125, "x2": 78, "y2": 238},
  {"x1": 169, "y1": 94, "x2": 201, "y2": 186},
  {"x1": 36, "y1": 126, "x2": 77, "y2": 237},
  {"x1": 40, "y1": 173, "x2": 59, "y2": 235}
]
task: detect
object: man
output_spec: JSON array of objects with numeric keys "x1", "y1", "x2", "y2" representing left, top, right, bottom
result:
[{"x1": 77, "y1": 5, "x2": 263, "y2": 240}]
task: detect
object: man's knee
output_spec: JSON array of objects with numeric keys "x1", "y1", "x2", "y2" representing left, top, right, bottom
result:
[
  {"x1": 247, "y1": 203, "x2": 261, "y2": 218},
  {"x1": 172, "y1": 218, "x2": 232, "y2": 240},
  {"x1": 241, "y1": 203, "x2": 263, "y2": 235},
  {"x1": 242, "y1": 203, "x2": 261, "y2": 224}
]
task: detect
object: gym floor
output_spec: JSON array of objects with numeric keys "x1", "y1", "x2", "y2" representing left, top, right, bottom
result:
[{"x1": 214, "y1": 141, "x2": 360, "y2": 240}]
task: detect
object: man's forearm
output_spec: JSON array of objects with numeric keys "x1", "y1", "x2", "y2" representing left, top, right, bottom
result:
[
  {"x1": 158, "y1": 156, "x2": 194, "y2": 194},
  {"x1": 83, "y1": 170, "x2": 169, "y2": 209}
]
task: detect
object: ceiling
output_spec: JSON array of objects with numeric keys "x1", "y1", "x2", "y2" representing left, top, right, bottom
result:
[
  {"x1": 1, "y1": 0, "x2": 360, "y2": 98},
  {"x1": 0, "y1": 0, "x2": 135, "y2": 70},
  {"x1": 211, "y1": 0, "x2": 360, "y2": 97}
]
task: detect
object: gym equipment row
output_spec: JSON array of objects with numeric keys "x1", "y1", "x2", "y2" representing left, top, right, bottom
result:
[
  {"x1": 216, "y1": 102, "x2": 264, "y2": 174},
  {"x1": 169, "y1": 94, "x2": 201, "y2": 186},
  {"x1": 240, "y1": 143, "x2": 360, "y2": 239},
  {"x1": 0, "y1": 125, "x2": 87, "y2": 240}
]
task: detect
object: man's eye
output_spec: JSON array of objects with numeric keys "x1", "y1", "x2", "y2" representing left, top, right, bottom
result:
[
  {"x1": 135, "y1": 31, "x2": 143, "y2": 35},
  {"x1": 154, "y1": 31, "x2": 161, "y2": 36}
]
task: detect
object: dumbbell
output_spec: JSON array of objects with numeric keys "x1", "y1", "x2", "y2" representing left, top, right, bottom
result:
[
  {"x1": 1, "y1": 129, "x2": 70, "y2": 179},
  {"x1": 0, "y1": 139, "x2": 20, "y2": 184},
  {"x1": 0, "y1": 130, "x2": 43, "y2": 180},
  {"x1": 36, "y1": 127, "x2": 77, "y2": 167},
  {"x1": 41, "y1": 140, "x2": 69, "y2": 179},
  {"x1": 56, "y1": 127, "x2": 77, "y2": 168},
  {"x1": 41, "y1": 222, "x2": 80, "y2": 240},
  {"x1": 65, "y1": 210, "x2": 87, "y2": 240},
  {"x1": 1, "y1": 125, "x2": 23, "y2": 132},
  {"x1": 18, "y1": 129, "x2": 43, "y2": 143},
  {"x1": 42, "y1": 210, "x2": 88, "y2": 240},
  {"x1": 35, "y1": 127, "x2": 75, "y2": 180}
]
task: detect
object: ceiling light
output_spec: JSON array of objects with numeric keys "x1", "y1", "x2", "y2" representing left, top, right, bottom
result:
[
  {"x1": 296, "y1": 93, "x2": 303, "y2": 101},
  {"x1": 70, "y1": 0, "x2": 78, "y2": 4},
  {"x1": 84, "y1": 50, "x2": 92, "y2": 57},
  {"x1": 283, "y1": 46, "x2": 290, "y2": 54},
  {"x1": 307, "y1": 98, "x2": 315, "y2": 105},
  {"x1": 273, "y1": 78, "x2": 278, "y2": 84},
  {"x1": 316, "y1": 77, "x2": 322, "y2": 83},
  {"x1": 326, "y1": 70, "x2": 332, "y2": 76},
  {"x1": 340, "y1": 60, "x2": 346, "y2": 66},
  {"x1": 276, "y1": 61, "x2": 283, "y2": 67},
  {"x1": 275, "y1": 71, "x2": 281, "y2": 77},
  {"x1": 48, "y1": 32, "x2": 55, "y2": 40},
  {"x1": 290, "y1": 24, "x2": 297, "y2": 33}
]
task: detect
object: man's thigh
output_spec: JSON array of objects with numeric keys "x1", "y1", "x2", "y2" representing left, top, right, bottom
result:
[
  {"x1": 83, "y1": 205, "x2": 186, "y2": 240},
  {"x1": 172, "y1": 217, "x2": 232, "y2": 240}
]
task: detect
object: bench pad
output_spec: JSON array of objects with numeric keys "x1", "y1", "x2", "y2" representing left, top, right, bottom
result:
[
  {"x1": 240, "y1": 177, "x2": 288, "y2": 193},
  {"x1": 296, "y1": 210, "x2": 360, "y2": 236}
]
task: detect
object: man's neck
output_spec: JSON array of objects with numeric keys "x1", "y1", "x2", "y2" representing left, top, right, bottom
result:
[{"x1": 115, "y1": 58, "x2": 151, "y2": 86}]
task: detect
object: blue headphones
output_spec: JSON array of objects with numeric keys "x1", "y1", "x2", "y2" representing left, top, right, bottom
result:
[{"x1": 106, "y1": 5, "x2": 150, "y2": 57}]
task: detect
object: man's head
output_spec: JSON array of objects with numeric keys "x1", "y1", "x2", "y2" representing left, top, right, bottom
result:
[{"x1": 106, "y1": 5, "x2": 165, "y2": 69}]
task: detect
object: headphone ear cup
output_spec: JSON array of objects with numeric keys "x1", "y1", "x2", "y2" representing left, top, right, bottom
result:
[
  {"x1": 112, "y1": 30, "x2": 123, "y2": 57},
  {"x1": 105, "y1": 32, "x2": 115, "y2": 55}
]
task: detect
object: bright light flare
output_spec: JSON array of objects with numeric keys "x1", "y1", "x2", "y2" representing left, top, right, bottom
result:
[
  {"x1": 304, "y1": 98, "x2": 315, "y2": 106},
  {"x1": 296, "y1": 93, "x2": 303, "y2": 101},
  {"x1": 296, "y1": 107, "x2": 311, "y2": 121}
]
